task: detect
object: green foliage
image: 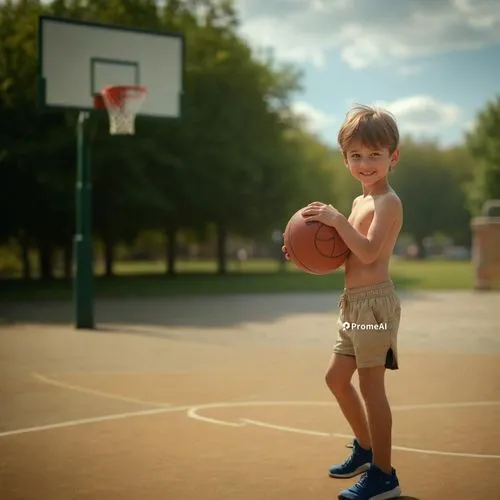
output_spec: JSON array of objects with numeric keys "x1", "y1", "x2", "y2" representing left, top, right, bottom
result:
[
  {"x1": 0, "y1": 0, "x2": 313, "y2": 277},
  {"x1": 465, "y1": 93, "x2": 500, "y2": 215},
  {"x1": 0, "y1": 258, "x2": 474, "y2": 299},
  {"x1": 390, "y1": 138, "x2": 474, "y2": 247}
]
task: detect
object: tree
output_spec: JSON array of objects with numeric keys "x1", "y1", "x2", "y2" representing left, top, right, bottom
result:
[
  {"x1": 390, "y1": 138, "x2": 473, "y2": 257},
  {"x1": 6, "y1": 0, "x2": 475, "y2": 279},
  {"x1": 439, "y1": 144, "x2": 475, "y2": 246},
  {"x1": 174, "y1": 4, "x2": 304, "y2": 273},
  {"x1": 0, "y1": 0, "x2": 77, "y2": 280},
  {"x1": 465, "y1": 93, "x2": 500, "y2": 215}
]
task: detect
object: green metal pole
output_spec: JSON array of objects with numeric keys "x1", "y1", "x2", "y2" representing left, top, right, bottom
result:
[{"x1": 74, "y1": 111, "x2": 94, "y2": 329}]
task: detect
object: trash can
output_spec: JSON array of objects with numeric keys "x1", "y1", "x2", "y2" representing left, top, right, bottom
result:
[{"x1": 470, "y1": 200, "x2": 500, "y2": 290}]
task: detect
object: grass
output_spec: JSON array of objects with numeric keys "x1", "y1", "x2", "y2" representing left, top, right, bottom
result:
[
  {"x1": 0, "y1": 258, "x2": 475, "y2": 302},
  {"x1": 94, "y1": 259, "x2": 282, "y2": 275}
]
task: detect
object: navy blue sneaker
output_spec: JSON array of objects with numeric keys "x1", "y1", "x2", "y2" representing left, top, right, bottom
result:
[
  {"x1": 328, "y1": 439, "x2": 372, "y2": 478},
  {"x1": 338, "y1": 464, "x2": 401, "y2": 499}
]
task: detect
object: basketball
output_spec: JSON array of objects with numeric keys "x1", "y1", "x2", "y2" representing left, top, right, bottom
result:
[{"x1": 283, "y1": 208, "x2": 350, "y2": 275}]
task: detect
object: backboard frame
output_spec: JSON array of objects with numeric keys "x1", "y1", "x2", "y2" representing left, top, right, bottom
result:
[{"x1": 37, "y1": 15, "x2": 185, "y2": 120}]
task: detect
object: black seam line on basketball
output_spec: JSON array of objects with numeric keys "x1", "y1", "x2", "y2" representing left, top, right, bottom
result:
[
  {"x1": 314, "y1": 240, "x2": 334, "y2": 259},
  {"x1": 288, "y1": 235, "x2": 317, "y2": 274},
  {"x1": 320, "y1": 225, "x2": 350, "y2": 259},
  {"x1": 313, "y1": 224, "x2": 332, "y2": 259},
  {"x1": 329, "y1": 239, "x2": 336, "y2": 258},
  {"x1": 314, "y1": 224, "x2": 341, "y2": 260},
  {"x1": 314, "y1": 223, "x2": 335, "y2": 259},
  {"x1": 330, "y1": 241, "x2": 350, "y2": 259},
  {"x1": 331, "y1": 248, "x2": 350, "y2": 260},
  {"x1": 329, "y1": 227, "x2": 337, "y2": 258}
]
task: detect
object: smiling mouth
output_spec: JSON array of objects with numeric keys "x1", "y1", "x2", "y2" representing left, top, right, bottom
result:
[{"x1": 360, "y1": 172, "x2": 375, "y2": 176}]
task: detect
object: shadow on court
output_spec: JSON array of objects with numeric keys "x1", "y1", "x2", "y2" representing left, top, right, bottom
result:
[{"x1": 0, "y1": 284, "x2": 430, "y2": 328}]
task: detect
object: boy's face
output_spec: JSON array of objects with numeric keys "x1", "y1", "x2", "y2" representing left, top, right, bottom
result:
[{"x1": 343, "y1": 141, "x2": 399, "y2": 185}]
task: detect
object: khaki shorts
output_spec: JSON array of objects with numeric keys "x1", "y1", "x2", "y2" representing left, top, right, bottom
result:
[{"x1": 334, "y1": 280, "x2": 401, "y2": 370}]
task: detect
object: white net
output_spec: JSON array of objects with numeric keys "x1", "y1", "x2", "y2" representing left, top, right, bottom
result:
[{"x1": 101, "y1": 86, "x2": 147, "y2": 135}]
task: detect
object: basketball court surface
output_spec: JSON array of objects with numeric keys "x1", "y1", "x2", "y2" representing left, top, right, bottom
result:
[{"x1": 1, "y1": 289, "x2": 500, "y2": 500}]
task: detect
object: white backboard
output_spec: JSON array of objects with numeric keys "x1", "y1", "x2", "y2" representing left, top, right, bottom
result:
[{"x1": 38, "y1": 16, "x2": 184, "y2": 118}]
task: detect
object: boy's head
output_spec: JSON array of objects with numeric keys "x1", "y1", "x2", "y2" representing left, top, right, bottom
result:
[{"x1": 338, "y1": 104, "x2": 400, "y2": 183}]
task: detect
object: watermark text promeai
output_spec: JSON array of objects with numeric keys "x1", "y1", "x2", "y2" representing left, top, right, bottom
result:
[{"x1": 342, "y1": 321, "x2": 388, "y2": 331}]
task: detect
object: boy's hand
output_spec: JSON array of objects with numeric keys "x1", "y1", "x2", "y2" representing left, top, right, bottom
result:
[
  {"x1": 301, "y1": 201, "x2": 343, "y2": 227},
  {"x1": 281, "y1": 244, "x2": 290, "y2": 260},
  {"x1": 281, "y1": 233, "x2": 290, "y2": 260}
]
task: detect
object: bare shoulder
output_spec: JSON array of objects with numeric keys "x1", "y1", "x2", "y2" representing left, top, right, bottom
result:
[
  {"x1": 352, "y1": 195, "x2": 363, "y2": 208},
  {"x1": 375, "y1": 191, "x2": 403, "y2": 219}
]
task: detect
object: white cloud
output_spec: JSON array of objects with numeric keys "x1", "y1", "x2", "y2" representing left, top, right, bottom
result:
[
  {"x1": 240, "y1": 17, "x2": 329, "y2": 68},
  {"x1": 396, "y1": 65, "x2": 423, "y2": 77},
  {"x1": 291, "y1": 101, "x2": 336, "y2": 132},
  {"x1": 289, "y1": 96, "x2": 464, "y2": 146},
  {"x1": 463, "y1": 118, "x2": 477, "y2": 133},
  {"x1": 235, "y1": 0, "x2": 500, "y2": 69},
  {"x1": 373, "y1": 95, "x2": 463, "y2": 134}
]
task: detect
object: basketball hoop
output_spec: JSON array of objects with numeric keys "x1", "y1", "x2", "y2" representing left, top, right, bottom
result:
[{"x1": 100, "y1": 85, "x2": 147, "y2": 135}]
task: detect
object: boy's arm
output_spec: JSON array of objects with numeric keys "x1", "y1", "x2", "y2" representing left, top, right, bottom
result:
[{"x1": 333, "y1": 195, "x2": 401, "y2": 265}]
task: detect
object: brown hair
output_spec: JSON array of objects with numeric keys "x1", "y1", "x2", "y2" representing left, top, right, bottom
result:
[{"x1": 338, "y1": 104, "x2": 399, "y2": 154}]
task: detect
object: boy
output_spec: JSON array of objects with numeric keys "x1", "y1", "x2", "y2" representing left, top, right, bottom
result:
[{"x1": 282, "y1": 104, "x2": 403, "y2": 499}]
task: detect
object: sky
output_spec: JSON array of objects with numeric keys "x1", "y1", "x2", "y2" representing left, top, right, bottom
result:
[{"x1": 232, "y1": 0, "x2": 500, "y2": 149}]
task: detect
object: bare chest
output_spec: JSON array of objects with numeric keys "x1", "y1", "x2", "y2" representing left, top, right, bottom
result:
[{"x1": 348, "y1": 200, "x2": 374, "y2": 235}]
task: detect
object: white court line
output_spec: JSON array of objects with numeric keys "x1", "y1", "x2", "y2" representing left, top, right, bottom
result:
[
  {"x1": 241, "y1": 418, "x2": 333, "y2": 437},
  {"x1": 187, "y1": 400, "x2": 500, "y2": 460},
  {"x1": 32, "y1": 372, "x2": 170, "y2": 408},
  {"x1": 240, "y1": 419, "x2": 500, "y2": 459},
  {"x1": 185, "y1": 401, "x2": 331, "y2": 427},
  {"x1": 387, "y1": 401, "x2": 500, "y2": 411},
  {"x1": 0, "y1": 405, "x2": 192, "y2": 438},
  {"x1": 3, "y1": 399, "x2": 499, "y2": 458},
  {"x1": 6, "y1": 374, "x2": 500, "y2": 460},
  {"x1": 389, "y1": 444, "x2": 500, "y2": 460},
  {"x1": 186, "y1": 399, "x2": 500, "y2": 424}
]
